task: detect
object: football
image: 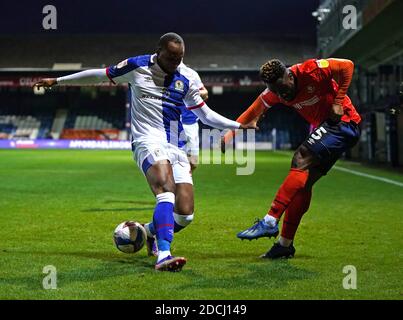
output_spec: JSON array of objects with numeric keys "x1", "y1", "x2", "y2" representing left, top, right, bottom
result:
[{"x1": 113, "y1": 221, "x2": 147, "y2": 253}]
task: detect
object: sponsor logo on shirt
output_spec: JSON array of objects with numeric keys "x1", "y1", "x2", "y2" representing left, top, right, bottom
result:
[
  {"x1": 153, "y1": 148, "x2": 163, "y2": 158},
  {"x1": 316, "y1": 59, "x2": 329, "y2": 68},
  {"x1": 141, "y1": 94, "x2": 162, "y2": 101},
  {"x1": 116, "y1": 59, "x2": 128, "y2": 69},
  {"x1": 162, "y1": 88, "x2": 170, "y2": 97},
  {"x1": 293, "y1": 96, "x2": 320, "y2": 109}
]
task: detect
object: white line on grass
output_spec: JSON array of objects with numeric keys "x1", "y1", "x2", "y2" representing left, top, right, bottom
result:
[
  {"x1": 273, "y1": 151, "x2": 403, "y2": 187},
  {"x1": 333, "y1": 166, "x2": 403, "y2": 187}
]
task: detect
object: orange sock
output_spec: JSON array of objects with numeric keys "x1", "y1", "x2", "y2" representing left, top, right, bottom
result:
[
  {"x1": 281, "y1": 189, "x2": 312, "y2": 240},
  {"x1": 268, "y1": 168, "x2": 309, "y2": 220}
]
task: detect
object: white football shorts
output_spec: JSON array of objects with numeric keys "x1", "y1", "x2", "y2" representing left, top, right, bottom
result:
[{"x1": 132, "y1": 140, "x2": 193, "y2": 185}]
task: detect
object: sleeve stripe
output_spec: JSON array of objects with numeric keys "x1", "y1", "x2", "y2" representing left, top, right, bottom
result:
[
  {"x1": 188, "y1": 101, "x2": 205, "y2": 110},
  {"x1": 259, "y1": 95, "x2": 271, "y2": 109},
  {"x1": 105, "y1": 68, "x2": 116, "y2": 84}
]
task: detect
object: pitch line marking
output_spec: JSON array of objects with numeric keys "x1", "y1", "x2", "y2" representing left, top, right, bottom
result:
[
  {"x1": 333, "y1": 166, "x2": 403, "y2": 187},
  {"x1": 273, "y1": 151, "x2": 403, "y2": 187}
]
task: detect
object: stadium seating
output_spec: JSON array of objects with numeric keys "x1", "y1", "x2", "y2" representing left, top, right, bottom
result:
[
  {"x1": 73, "y1": 115, "x2": 113, "y2": 130},
  {"x1": 63, "y1": 104, "x2": 123, "y2": 130},
  {"x1": 0, "y1": 103, "x2": 124, "y2": 140},
  {"x1": 0, "y1": 114, "x2": 42, "y2": 139},
  {"x1": 0, "y1": 103, "x2": 55, "y2": 139}
]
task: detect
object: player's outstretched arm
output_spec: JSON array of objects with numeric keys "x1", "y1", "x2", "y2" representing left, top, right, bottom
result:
[
  {"x1": 33, "y1": 78, "x2": 58, "y2": 89},
  {"x1": 221, "y1": 96, "x2": 267, "y2": 149},
  {"x1": 327, "y1": 58, "x2": 354, "y2": 122},
  {"x1": 33, "y1": 69, "x2": 109, "y2": 89},
  {"x1": 190, "y1": 103, "x2": 256, "y2": 130}
]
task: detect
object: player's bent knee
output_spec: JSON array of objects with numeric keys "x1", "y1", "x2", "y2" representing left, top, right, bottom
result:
[
  {"x1": 175, "y1": 202, "x2": 194, "y2": 216},
  {"x1": 174, "y1": 213, "x2": 194, "y2": 233},
  {"x1": 291, "y1": 145, "x2": 317, "y2": 170},
  {"x1": 291, "y1": 149, "x2": 304, "y2": 169},
  {"x1": 162, "y1": 181, "x2": 176, "y2": 194},
  {"x1": 152, "y1": 179, "x2": 176, "y2": 195}
]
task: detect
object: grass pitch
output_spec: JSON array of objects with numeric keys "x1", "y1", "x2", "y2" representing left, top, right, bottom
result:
[{"x1": 0, "y1": 149, "x2": 402, "y2": 299}]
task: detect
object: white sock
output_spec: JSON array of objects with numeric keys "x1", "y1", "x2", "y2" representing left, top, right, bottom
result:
[
  {"x1": 174, "y1": 212, "x2": 194, "y2": 231},
  {"x1": 157, "y1": 250, "x2": 171, "y2": 263},
  {"x1": 263, "y1": 214, "x2": 278, "y2": 227},
  {"x1": 279, "y1": 236, "x2": 292, "y2": 247}
]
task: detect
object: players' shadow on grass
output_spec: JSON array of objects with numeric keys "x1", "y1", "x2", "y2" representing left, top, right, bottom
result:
[
  {"x1": 178, "y1": 259, "x2": 318, "y2": 291},
  {"x1": 3, "y1": 248, "x2": 151, "y2": 265},
  {"x1": 82, "y1": 207, "x2": 154, "y2": 213},
  {"x1": 0, "y1": 250, "x2": 154, "y2": 291},
  {"x1": 104, "y1": 199, "x2": 155, "y2": 205},
  {"x1": 82, "y1": 199, "x2": 155, "y2": 213},
  {"x1": 180, "y1": 246, "x2": 316, "y2": 261}
]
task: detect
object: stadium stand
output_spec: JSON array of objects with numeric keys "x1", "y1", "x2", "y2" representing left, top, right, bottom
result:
[
  {"x1": 0, "y1": 34, "x2": 314, "y2": 146},
  {"x1": 0, "y1": 34, "x2": 315, "y2": 70},
  {"x1": 316, "y1": 0, "x2": 403, "y2": 166},
  {"x1": 0, "y1": 85, "x2": 127, "y2": 140},
  {"x1": 0, "y1": 105, "x2": 54, "y2": 139},
  {"x1": 2, "y1": 19, "x2": 400, "y2": 165}
]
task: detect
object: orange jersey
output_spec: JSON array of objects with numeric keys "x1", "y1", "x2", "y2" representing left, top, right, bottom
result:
[{"x1": 260, "y1": 59, "x2": 361, "y2": 127}]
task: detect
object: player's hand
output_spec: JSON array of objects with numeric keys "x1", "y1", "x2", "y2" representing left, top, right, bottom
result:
[
  {"x1": 239, "y1": 120, "x2": 259, "y2": 130},
  {"x1": 33, "y1": 78, "x2": 57, "y2": 89},
  {"x1": 221, "y1": 122, "x2": 258, "y2": 153},
  {"x1": 221, "y1": 131, "x2": 235, "y2": 154},
  {"x1": 329, "y1": 103, "x2": 343, "y2": 123},
  {"x1": 199, "y1": 87, "x2": 209, "y2": 101}
]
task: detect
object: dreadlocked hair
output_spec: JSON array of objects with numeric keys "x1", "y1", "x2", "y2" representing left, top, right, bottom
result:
[{"x1": 259, "y1": 59, "x2": 287, "y2": 84}]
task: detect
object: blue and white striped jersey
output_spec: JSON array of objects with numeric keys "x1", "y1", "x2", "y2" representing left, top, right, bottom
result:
[{"x1": 106, "y1": 54, "x2": 204, "y2": 147}]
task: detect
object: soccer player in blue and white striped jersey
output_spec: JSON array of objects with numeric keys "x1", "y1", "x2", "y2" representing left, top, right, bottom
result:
[{"x1": 34, "y1": 33, "x2": 255, "y2": 271}]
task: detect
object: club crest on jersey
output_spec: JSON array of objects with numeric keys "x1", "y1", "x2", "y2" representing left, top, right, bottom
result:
[
  {"x1": 174, "y1": 80, "x2": 184, "y2": 92},
  {"x1": 116, "y1": 59, "x2": 128, "y2": 69},
  {"x1": 307, "y1": 85, "x2": 315, "y2": 94}
]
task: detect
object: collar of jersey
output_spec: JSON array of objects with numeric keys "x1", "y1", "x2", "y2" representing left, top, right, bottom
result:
[
  {"x1": 150, "y1": 53, "x2": 157, "y2": 65},
  {"x1": 150, "y1": 53, "x2": 184, "y2": 76}
]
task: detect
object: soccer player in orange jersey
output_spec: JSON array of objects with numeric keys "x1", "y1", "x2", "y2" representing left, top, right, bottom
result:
[{"x1": 223, "y1": 58, "x2": 361, "y2": 259}]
